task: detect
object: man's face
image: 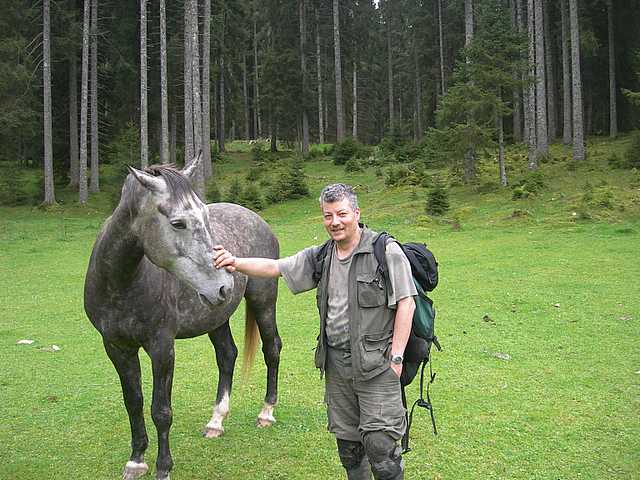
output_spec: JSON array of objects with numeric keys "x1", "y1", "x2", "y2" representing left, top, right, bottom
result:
[{"x1": 321, "y1": 197, "x2": 361, "y2": 243}]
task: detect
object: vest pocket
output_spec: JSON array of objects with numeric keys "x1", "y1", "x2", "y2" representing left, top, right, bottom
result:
[
  {"x1": 359, "y1": 331, "x2": 392, "y2": 372},
  {"x1": 356, "y1": 273, "x2": 386, "y2": 308}
]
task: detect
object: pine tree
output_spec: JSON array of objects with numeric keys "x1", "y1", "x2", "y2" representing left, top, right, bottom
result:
[{"x1": 42, "y1": 0, "x2": 55, "y2": 204}]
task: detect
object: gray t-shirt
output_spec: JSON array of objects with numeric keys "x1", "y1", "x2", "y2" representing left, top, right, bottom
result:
[{"x1": 278, "y1": 240, "x2": 417, "y2": 350}]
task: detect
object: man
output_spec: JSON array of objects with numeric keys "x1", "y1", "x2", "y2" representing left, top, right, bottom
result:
[{"x1": 214, "y1": 183, "x2": 416, "y2": 480}]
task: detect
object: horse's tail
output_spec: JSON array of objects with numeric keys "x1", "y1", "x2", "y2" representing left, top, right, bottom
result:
[{"x1": 242, "y1": 305, "x2": 260, "y2": 380}]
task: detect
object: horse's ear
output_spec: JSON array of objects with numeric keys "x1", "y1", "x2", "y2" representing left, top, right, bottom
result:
[
  {"x1": 182, "y1": 151, "x2": 203, "y2": 180},
  {"x1": 127, "y1": 165, "x2": 165, "y2": 193}
]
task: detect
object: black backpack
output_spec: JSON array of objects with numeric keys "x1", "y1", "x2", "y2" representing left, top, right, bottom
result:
[{"x1": 372, "y1": 233, "x2": 441, "y2": 452}]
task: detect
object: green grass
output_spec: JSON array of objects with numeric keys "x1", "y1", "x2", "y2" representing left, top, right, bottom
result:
[{"x1": 1, "y1": 137, "x2": 639, "y2": 479}]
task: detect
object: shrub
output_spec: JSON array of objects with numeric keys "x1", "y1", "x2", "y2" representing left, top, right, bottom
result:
[
  {"x1": 0, "y1": 162, "x2": 37, "y2": 206},
  {"x1": 344, "y1": 159, "x2": 364, "y2": 173},
  {"x1": 332, "y1": 137, "x2": 367, "y2": 165},
  {"x1": 512, "y1": 169, "x2": 546, "y2": 199},
  {"x1": 385, "y1": 165, "x2": 412, "y2": 187},
  {"x1": 625, "y1": 130, "x2": 640, "y2": 168},
  {"x1": 426, "y1": 178, "x2": 450, "y2": 216},
  {"x1": 240, "y1": 183, "x2": 264, "y2": 211},
  {"x1": 608, "y1": 152, "x2": 625, "y2": 169},
  {"x1": 226, "y1": 177, "x2": 243, "y2": 204},
  {"x1": 206, "y1": 181, "x2": 221, "y2": 203},
  {"x1": 267, "y1": 158, "x2": 310, "y2": 204},
  {"x1": 251, "y1": 143, "x2": 265, "y2": 163}
]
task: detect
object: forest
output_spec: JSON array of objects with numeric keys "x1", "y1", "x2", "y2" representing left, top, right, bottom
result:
[{"x1": 1, "y1": 0, "x2": 640, "y2": 205}]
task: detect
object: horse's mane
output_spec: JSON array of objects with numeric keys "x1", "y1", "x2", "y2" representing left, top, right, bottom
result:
[{"x1": 145, "y1": 164, "x2": 202, "y2": 204}]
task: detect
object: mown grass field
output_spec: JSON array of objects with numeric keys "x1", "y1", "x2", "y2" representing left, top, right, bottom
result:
[{"x1": 1, "y1": 137, "x2": 639, "y2": 479}]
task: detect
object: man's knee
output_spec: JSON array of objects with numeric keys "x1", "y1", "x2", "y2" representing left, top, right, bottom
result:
[
  {"x1": 336, "y1": 438, "x2": 366, "y2": 470},
  {"x1": 362, "y1": 431, "x2": 403, "y2": 480}
]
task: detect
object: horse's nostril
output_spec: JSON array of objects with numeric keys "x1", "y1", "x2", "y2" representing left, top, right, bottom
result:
[{"x1": 219, "y1": 285, "x2": 227, "y2": 300}]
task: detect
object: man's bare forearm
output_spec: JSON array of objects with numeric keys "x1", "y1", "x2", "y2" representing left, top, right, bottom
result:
[
  {"x1": 234, "y1": 257, "x2": 281, "y2": 278},
  {"x1": 391, "y1": 296, "x2": 416, "y2": 357}
]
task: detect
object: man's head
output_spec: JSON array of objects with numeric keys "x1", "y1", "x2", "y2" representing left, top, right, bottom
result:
[{"x1": 319, "y1": 184, "x2": 361, "y2": 244}]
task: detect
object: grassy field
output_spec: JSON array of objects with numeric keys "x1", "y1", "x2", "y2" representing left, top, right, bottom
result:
[{"x1": 1, "y1": 138, "x2": 639, "y2": 479}]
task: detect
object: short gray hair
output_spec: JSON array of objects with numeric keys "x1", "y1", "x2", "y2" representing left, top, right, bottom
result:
[{"x1": 319, "y1": 183, "x2": 359, "y2": 210}]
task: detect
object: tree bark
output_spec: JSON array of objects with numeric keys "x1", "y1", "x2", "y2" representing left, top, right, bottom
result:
[
  {"x1": 414, "y1": 30, "x2": 422, "y2": 142},
  {"x1": 333, "y1": 0, "x2": 344, "y2": 142},
  {"x1": 218, "y1": 12, "x2": 226, "y2": 154},
  {"x1": 386, "y1": 11, "x2": 394, "y2": 130},
  {"x1": 69, "y1": 57, "x2": 79, "y2": 188},
  {"x1": 202, "y1": 0, "x2": 212, "y2": 178},
  {"x1": 561, "y1": 0, "x2": 572, "y2": 145},
  {"x1": 512, "y1": 0, "x2": 523, "y2": 142},
  {"x1": 607, "y1": 0, "x2": 617, "y2": 137},
  {"x1": 189, "y1": 0, "x2": 204, "y2": 194},
  {"x1": 184, "y1": 0, "x2": 194, "y2": 163},
  {"x1": 527, "y1": 0, "x2": 537, "y2": 169},
  {"x1": 544, "y1": 0, "x2": 556, "y2": 141},
  {"x1": 79, "y1": 0, "x2": 90, "y2": 204},
  {"x1": 43, "y1": 0, "x2": 55, "y2": 204},
  {"x1": 170, "y1": 107, "x2": 177, "y2": 164},
  {"x1": 90, "y1": 0, "x2": 99, "y2": 192},
  {"x1": 438, "y1": 0, "x2": 446, "y2": 96},
  {"x1": 464, "y1": 0, "x2": 474, "y2": 47},
  {"x1": 140, "y1": 0, "x2": 148, "y2": 168},
  {"x1": 253, "y1": 11, "x2": 261, "y2": 138},
  {"x1": 463, "y1": 0, "x2": 476, "y2": 183},
  {"x1": 159, "y1": 0, "x2": 169, "y2": 164},
  {"x1": 534, "y1": 0, "x2": 548, "y2": 159},
  {"x1": 569, "y1": 0, "x2": 585, "y2": 160},
  {"x1": 243, "y1": 54, "x2": 250, "y2": 139},
  {"x1": 316, "y1": 5, "x2": 324, "y2": 144},
  {"x1": 498, "y1": 90, "x2": 507, "y2": 186},
  {"x1": 352, "y1": 60, "x2": 358, "y2": 139},
  {"x1": 299, "y1": 0, "x2": 309, "y2": 153}
]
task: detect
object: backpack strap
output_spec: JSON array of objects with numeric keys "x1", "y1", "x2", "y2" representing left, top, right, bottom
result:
[
  {"x1": 402, "y1": 355, "x2": 439, "y2": 454},
  {"x1": 312, "y1": 239, "x2": 333, "y2": 283},
  {"x1": 372, "y1": 232, "x2": 393, "y2": 282}
]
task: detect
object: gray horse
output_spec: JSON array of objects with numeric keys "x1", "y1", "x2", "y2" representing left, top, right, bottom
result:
[{"x1": 84, "y1": 157, "x2": 281, "y2": 480}]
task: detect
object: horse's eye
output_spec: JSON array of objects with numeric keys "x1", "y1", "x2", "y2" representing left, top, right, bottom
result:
[{"x1": 170, "y1": 219, "x2": 187, "y2": 230}]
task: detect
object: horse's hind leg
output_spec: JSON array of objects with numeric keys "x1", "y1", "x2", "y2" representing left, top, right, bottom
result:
[
  {"x1": 204, "y1": 322, "x2": 238, "y2": 438},
  {"x1": 246, "y1": 278, "x2": 282, "y2": 428},
  {"x1": 103, "y1": 340, "x2": 149, "y2": 480}
]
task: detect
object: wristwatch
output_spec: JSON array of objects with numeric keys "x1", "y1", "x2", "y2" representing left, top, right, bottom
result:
[{"x1": 391, "y1": 354, "x2": 403, "y2": 365}]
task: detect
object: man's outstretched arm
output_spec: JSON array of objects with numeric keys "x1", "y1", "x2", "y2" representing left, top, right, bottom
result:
[{"x1": 213, "y1": 245, "x2": 281, "y2": 278}]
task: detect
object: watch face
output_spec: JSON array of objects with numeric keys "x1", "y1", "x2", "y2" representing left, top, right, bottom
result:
[{"x1": 392, "y1": 355, "x2": 403, "y2": 364}]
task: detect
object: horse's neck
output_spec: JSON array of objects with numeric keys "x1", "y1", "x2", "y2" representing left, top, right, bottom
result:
[{"x1": 93, "y1": 204, "x2": 145, "y2": 290}]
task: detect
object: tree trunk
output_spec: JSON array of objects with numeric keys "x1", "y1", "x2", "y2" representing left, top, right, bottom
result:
[
  {"x1": 534, "y1": 0, "x2": 548, "y2": 160},
  {"x1": 498, "y1": 90, "x2": 507, "y2": 186},
  {"x1": 607, "y1": 0, "x2": 617, "y2": 137},
  {"x1": 189, "y1": 0, "x2": 204, "y2": 194},
  {"x1": 544, "y1": 0, "x2": 556, "y2": 142},
  {"x1": 414, "y1": 31, "x2": 422, "y2": 142},
  {"x1": 333, "y1": 0, "x2": 344, "y2": 142},
  {"x1": 218, "y1": 57, "x2": 226, "y2": 153},
  {"x1": 90, "y1": 0, "x2": 99, "y2": 192},
  {"x1": 79, "y1": 0, "x2": 90, "y2": 204},
  {"x1": 159, "y1": 0, "x2": 169, "y2": 164},
  {"x1": 184, "y1": 0, "x2": 194, "y2": 163},
  {"x1": 253, "y1": 12, "x2": 261, "y2": 138},
  {"x1": 140, "y1": 0, "x2": 148, "y2": 168},
  {"x1": 438, "y1": 0, "x2": 446, "y2": 96},
  {"x1": 352, "y1": 61, "x2": 358, "y2": 139},
  {"x1": 43, "y1": 0, "x2": 55, "y2": 204},
  {"x1": 513, "y1": 0, "x2": 523, "y2": 142},
  {"x1": 69, "y1": 57, "x2": 79, "y2": 188},
  {"x1": 569, "y1": 0, "x2": 585, "y2": 160},
  {"x1": 316, "y1": 5, "x2": 324, "y2": 144},
  {"x1": 561, "y1": 0, "x2": 572, "y2": 144},
  {"x1": 202, "y1": 0, "x2": 212, "y2": 178},
  {"x1": 527, "y1": 0, "x2": 537, "y2": 169},
  {"x1": 386, "y1": 14, "x2": 394, "y2": 130},
  {"x1": 299, "y1": 0, "x2": 309, "y2": 153},
  {"x1": 170, "y1": 107, "x2": 177, "y2": 164},
  {"x1": 464, "y1": 0, "x2": 474, "y2": 47},
  {"x1": 243, "y1": 54, "x2": 250, "y2": 139}
]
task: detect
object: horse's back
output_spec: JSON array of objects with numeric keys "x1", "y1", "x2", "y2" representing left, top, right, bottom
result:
[{"x1": 207, "y1": 203, "x2": 279, "y2": 260}]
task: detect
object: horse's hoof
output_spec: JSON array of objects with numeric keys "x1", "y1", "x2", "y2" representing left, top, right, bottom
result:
[
  {"x1": 203, "y1": 426, "x2": 224, "y2": 438},
  {"x1": 256, "y1": 415, "x2": 275, "y2": 428},
  {"x1": 122, "y1": 461, "x2": 149, "y2": 480},
  {"x1": 155, "y1": 472, "x2": 170, "y2": 480}
]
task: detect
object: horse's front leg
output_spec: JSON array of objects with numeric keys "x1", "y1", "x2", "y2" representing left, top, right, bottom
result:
[
  {"x1": 146, "y1": 337, "x2": 175, "y2": 480},
  {"x1": 103, "y1": 340, "x2": 149, "y2": 480},
  {"x1": 204, "y1": 323, "x2": 237, "y2": 438}
]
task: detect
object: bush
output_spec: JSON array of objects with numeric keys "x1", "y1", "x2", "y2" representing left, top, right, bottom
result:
[
  {"x1": 226, "y1": 177, "x2": 243, "y2": 204},
  {"x1": 625, "y1": 130, "x2": 640, "y2": 168},
  {"x1": 267, "y1": 158, "x2": 310, "y2": 204},
  {"x1": 206, "y1": 181, "x2": 221, "y2": 203},
  {"x1": 385, "y1": 165, "x2": 412, "y2": 187},
  {"x1": 608, "y1": 152, "x2": 625, "y2": 169},
  {"x1": 0, "y1": 162, "x2": 38, "y2": 206},
  {"x1": 251, "y1": 143, "x2": 265, "y2": 163},
  {"x1": 512, "y1": 169, "x2": 546, "y2": 199},
  {"x1": 240, "y1": 183, "x2": 264, "y2": 211},
  {"x1": 426, "y1": 178, "x2": 450, "y2": 216},
  {"x1": 332, "y1": 137, "x2": 367, "y2": 165},
  {"x1": 345, "y1": 159, "x2": 364, "y2": 173}
]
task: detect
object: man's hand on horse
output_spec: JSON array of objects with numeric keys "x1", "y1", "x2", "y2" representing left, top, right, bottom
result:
[{"x1": 213, "y1": 245, "x2": 237, "y2": 272}]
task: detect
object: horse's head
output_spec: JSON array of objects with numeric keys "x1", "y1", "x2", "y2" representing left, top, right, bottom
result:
[{"x1": 125, "y1": 155, "x2": 233, "y2": 307}]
